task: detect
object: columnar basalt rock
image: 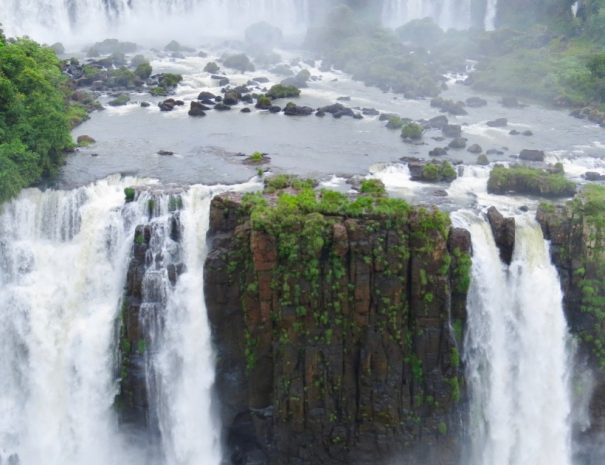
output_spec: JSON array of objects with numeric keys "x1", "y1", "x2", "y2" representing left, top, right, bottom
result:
[{"x1": 205, "y1": 191, "x2": 471, "y2": 465}]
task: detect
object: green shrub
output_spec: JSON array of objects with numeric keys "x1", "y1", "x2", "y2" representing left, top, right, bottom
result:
[
  {"x1": 266, "y1": 84, "x2": 301, "y2": 99},
  {"x1": 124, "y1": 187, "x2": 136, "y2": 202},
  {"x1": 401, "y1": 122, "x2": 424, "y2": 140},
  {"x1": 487, "y1": 165, "x2": 576, "y2": 197},
  {"x1": 360, "y1": 179, "x2": 386, "y2": 196},
  {"x1": 134, "y1": 62, "x2": 152, "y2": 80},
  {"x1": 108, "y1": 94, "x2": 130, "y2": 106}
]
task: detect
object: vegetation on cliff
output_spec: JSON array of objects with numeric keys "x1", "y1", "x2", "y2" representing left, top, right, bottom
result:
[
  {"x1": 0, "y1": 28, "x2": 77, "y2": 202},
  {"x1": 206, "y1": 177, "x2": 472, "y2": 463}
]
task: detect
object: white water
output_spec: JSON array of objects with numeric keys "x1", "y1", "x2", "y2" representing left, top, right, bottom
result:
[
  {"x1": 484, "y1": 0, "x2": 498, "y2": 30},
  {"x1": 454, "y1": 212, "x2": 573, "y2": 465},
  {"x1": 381, "y1": 0, "x2": 474, "y2": 30},
  {"x1": 0, "y1": 178, "x2": 234, "y2": 465},
  {"x1": 0, "y1": 0, "x2": 310, "y2": 46}
]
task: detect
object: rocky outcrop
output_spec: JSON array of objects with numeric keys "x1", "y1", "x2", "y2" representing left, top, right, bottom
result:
[
  {"x1": 205, "y1": 191, "x2": 472, "y2": 465},
  {"x1": 486, "y1": 207, "x2": 515, "y2": 265},
  {"x1": 536, "y1": 185, "x2": 605, "y2": 464}
]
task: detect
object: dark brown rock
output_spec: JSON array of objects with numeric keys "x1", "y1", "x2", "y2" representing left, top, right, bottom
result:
[{"x1": 486, "y1": 206, "x2": 515, "y2": 265}]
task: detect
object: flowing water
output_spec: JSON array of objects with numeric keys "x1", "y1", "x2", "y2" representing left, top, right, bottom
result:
[
  {"x1": 453, "y1": 212, "x2": 573, "y2": 465},
  {"x1": 0, "y1": 177, "x2": 258, "y2": 465},
  {"x1": 381, "y1": 0, "x2": 475, "y2": 30},
  {"x1": 0, "y1": 0, "x2": 310, "y2": 45}
]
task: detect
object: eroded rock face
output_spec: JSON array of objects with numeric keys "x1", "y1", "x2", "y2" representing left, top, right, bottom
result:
[
  {"x1": 205, "y1": 193, "x2": 472, "y2": 465},
  {"x1": 486, "y1": 206, "x2": 516, "y2": 265}
]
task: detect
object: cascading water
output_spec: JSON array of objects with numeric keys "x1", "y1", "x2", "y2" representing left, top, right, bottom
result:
[
  {"x1": 0, "y1": 0, "x2": 310, "y2": 46},
  {"x1": 484, "y1": 0, "x2": 498, "y2": 30},
  {"x1": 0, "y1": 177, "x2": 235, "y2": 465},
  {"x1": 454, "y1": 211, "x2": 573, "y2": 465},
  {"x1": 381, "y1": 0, "x2": 473, "y2": 30}
]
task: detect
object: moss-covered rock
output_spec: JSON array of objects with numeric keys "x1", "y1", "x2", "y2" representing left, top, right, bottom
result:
[
  {"x1": 487, "y1": 165, "x2": 576, "y2": 197},
  {"x1": 266, "y1": 84, "x2": 301, "y2": 99},
  {"x1": 205, "y1": 183, "x2": 471, "y2": 465}
]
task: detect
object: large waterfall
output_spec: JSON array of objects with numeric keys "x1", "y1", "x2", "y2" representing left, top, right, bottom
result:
[
  {"x1": 0, "y1": 0, "x2": 310, "y2": 45},
  {"x1": 455, "y1": 212, "x2": 573, "y2": 465},
  {"x1": 0, "y1": 177, "x2": 230, "y2": 465},
  {"x1": 381, "y1": 0, "x2": 498, "y2": 30}
]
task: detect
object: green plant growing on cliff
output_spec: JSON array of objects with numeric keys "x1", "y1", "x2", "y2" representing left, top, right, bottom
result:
[{"x1": 124, "y1": 187, "x2": 136, "y2": 202}]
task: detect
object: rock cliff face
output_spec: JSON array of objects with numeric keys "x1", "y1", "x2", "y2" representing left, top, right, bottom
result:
[
  {"x1": 204, "y1": 191, "x2": 471, "y2": 465},
  {"x1": 537, "y1": 185, "x2": 605, "y2": 464}
]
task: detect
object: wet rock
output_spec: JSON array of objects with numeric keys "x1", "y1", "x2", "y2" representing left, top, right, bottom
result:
[
  {"x1": 223, "y1": 53, "x2": 255, "y2": 73},
  {"x1": 584, "y1": 172, "x2": 605, "y2": 181},
  {"x1": 465, "y1": 96, "x2": 487, "y2": 107},
  {"x1": 188, "y1": 101, "x2": 207, "y2": 117},
  {"x1": 318, "y1": 103, "x2": 355, "y2": 118},
  {"x1": 77, "y1": 135, "x2": 96, "y2": 146},
  {"x1": 509, "y1": 129, "x2": 520, "y2": 135},
  {"x1": 204, "y1": 62, "x2": 220, "y2": 74},
  {"x1": 362, "y1": 108, "x2": 379, "y2": 116},
  {"x1": 253, "y1": 76, "x2": 270, "y2": 83},
  {"x1": 427, "y1": 115, "x2": 449, "y2": 130},
  {"x1": 140, "y1": 101, "x2": 151, "y2": 108},
  {"x1": 467, "y1": 144, "x2": 482, "y2": 154},
  {"x1": 442, "y1": 124, "x2": 462, "y2": 138},
  {"x1": 486, "y1": 206, "x2": 515, "y2": 265},
  {"x1": 281, "y1": 69, "x2": 311, "y2": 89},
  {"x1": 519, "y1": 149, "x2": 545, "y2": 162},
  {"x1": 337, "y1": 96, "x2": 351, "y2": 101},
  {"x1": 269, "y1": 105, "x2": 281, "y2": 113},
  {"x1": 158, "y1": 150, "x2": 174, "y2": 156},
  {"x1": 198, "y1": 91, "x2": 216, "y2": 101},
  {"x1": 158, "y1": 98, "x2": 177, "y2": 111},
  {"x1": 223, "y1": 91, "x2": 240, "y2": 106},
  {"x1": 477, "y1": 154, "x2": 490, "y2": 165},
  {"x1": 214, "y1": 103, "x2": 232, "y2": 111},
  {"x1": 486, "y1": 149, "x2": 504, "y2": 155},
  {"x1": 487, "y1": 118, "x2": 508, "y2": 128},
  {"x1": 431, "y1": 97, "x2": 467, "y2": 115},
  {"x1": 283, "y1": 102, "x2": 314, "y2": 116},
  {"x1": 429, "y1": 147, "x2": 448, "y2": 157},
  {"x1": 241, "y1": 107, "x2": 252, "y2": 113},
  {"x1": 164, "y1": 40, "x2": 194, "y2": 53},
  {"x1": 522, "y1": 130, "x2": 534, "y2": 136},
  {"x1": 448, "y1": 137, "x2": 468, "y2": 149}
]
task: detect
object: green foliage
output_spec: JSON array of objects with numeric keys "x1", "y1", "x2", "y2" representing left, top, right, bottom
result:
[
  {"x1": 256, "y1": 94, "x2": 272, "y2": 107},
  {"x1": 108, "y1": 94, "x2": 130, "y2": 106},
  {"x1": 124, "y1": 187, "x2": 135, "y2": 202},
  {"x1": 134, "y1": 62, "x2": 152, "y2": 80},
  {"x1": 360, "y1": 178, "x2": 386, "y2": 196},
  {"x1": 249, "y1": 151, "x2": 265, "y2": 162},
  {"x1": 487, "y1": 165, "x2": 576, "y2": 197},
  {"x1": 158, "y1": 73, "x2": 183, "y2": 88},
  {"x1": 421, "y1": 161, "x2": 457, "y2": 182},
  {"x1": 0, "y1": 37, "x2": 75, "y2": 203},
  {"x1": 452, "y1": 248, "x2": 472, "y2": 294},
  {"x1": 266, "y1": 84, "x2": 301, "y2": 99},
  {"x1": 401, "y1": 122, "x2": 424, "y2": 140},
  {"x1": 263, "y1": 174, "x2": 316, "y2": 193}
]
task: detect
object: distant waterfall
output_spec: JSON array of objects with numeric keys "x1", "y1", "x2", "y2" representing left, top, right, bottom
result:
[
  {"x1": 0, "y1": 0, "x2": 310, "y2": 46},
  {"x1": 454, "y1": 212, "x2": 573, "y2": 465},
  {"x1": 381, "y1": 0, "x2": 498, "y2": 30},
  {"x1": 0, "y1": 177, "x2": 237, "y2": 465}
]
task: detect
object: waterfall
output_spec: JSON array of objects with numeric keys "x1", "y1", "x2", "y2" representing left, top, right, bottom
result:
[
  {"x1": 454, "y1": 211, "x2": 573, "y2": 465},
  {"x1": 0, "y1": 177, "x2": 231, "y2": 465},
  {"x1": 484, "y1": 0, "x2": 498, "y2": 30},
  {"x1": 381, "y1": 0, "x2": 473, "y2": 30},
  {"x1": 0, "y1": 0, "x2": 310, "y2": 46}
]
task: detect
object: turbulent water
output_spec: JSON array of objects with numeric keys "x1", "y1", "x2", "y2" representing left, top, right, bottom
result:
[
  {"x1": 454, "y1": 212, "x2": 573, "y2": 465},
  {"x1": 0, "y1": 0, "x2": 310, "y2": 45},
  {"x1": 0, "y1": 177, "x2": 248, "y2": 465}
]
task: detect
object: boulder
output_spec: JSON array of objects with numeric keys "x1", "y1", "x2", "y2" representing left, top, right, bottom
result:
[
  {"x1": 442, "y1": 124, "x2": 462, "y2": 138},
  {"x1": 448, "y1": 137, "x2": 468, "y2": 149},
  {"x1": 486, "y1": 206, "x2": 515, "y2": 265},
  {"x1": 214, "y1": 103, "x2": 232, "y2": 111},
  {"x1": 427, "y1": 115, "x2": 449, "y2": 130},
  {"x1": 487, "y1": 118, "x2": 508, "y2": 128},
  {"x1": 467, "y1": 144, "x2": 482, "y2": 154},
  {"x1": 198, "y1": 91, "x2": 216, "y2": 101},
  {"x1": 318, "y1": 103, "x2": 355, "y2": 118},
  {"x1": 429, "y1": 147, "x2": 448, "y2": 157},
  {"x1": 584, "y1": 172, "x2": 605, "y2": 181},
  {"x1": 280, "y1": 69, "x2": 311, "y2": 88},
  {"x1": 283, "y1": 102, "x2": 314, "y2": 116},
  {"x1": 223, "y1": 54, "x2": 255, "y2": 73},
  {"x1": 204, "y1": 62, "x2": 220, "y2": 74},
  {"x1": 269, "y1": 105, "x2": 281, "y2": 113},
  {"x1": 500, "y1": 96, "x2": 523, "y2": 108},
  {"x1": 223, "y1": 90, "x2": 240, "y2": 106},
  {"x1": 466, "y1": 96, "x2": 487, "y2": 107},
  {"x1": 188, "y1": 101, "x2": 207, "y2": 117},
  {"x1": 519, "y1": 149, "x2": 545, "y2": 162},
  {"x1": 477, "y1": 154, "x2": 490, "y2": 165}
]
